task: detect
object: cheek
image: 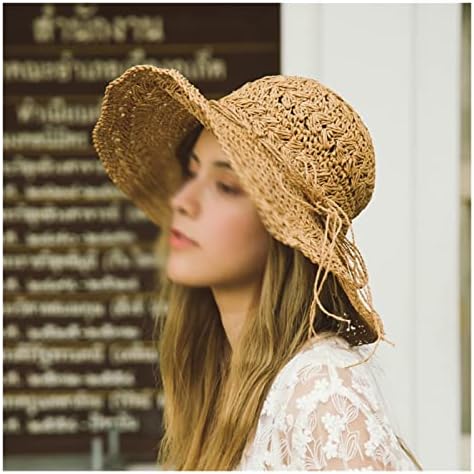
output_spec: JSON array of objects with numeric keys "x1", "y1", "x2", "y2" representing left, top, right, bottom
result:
[
  {"x1": 204, "y1": 204, "x2": 269, "y2": 264},
  {"x1": 166, "y1": 200, "x2": 270, "y2": 286}
]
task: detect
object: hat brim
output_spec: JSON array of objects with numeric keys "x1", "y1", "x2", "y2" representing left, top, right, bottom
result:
[
  {"x1": 92, "y1": 65, "x2": 213, "y2": 225},
  {"x1": 92, "y1": 65, "x2": 382, "y2": 345}
]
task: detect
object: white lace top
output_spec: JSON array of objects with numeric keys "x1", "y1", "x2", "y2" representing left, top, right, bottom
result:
[{"x1": 236, "y1": 335, "x2": 422, "y2": 471}]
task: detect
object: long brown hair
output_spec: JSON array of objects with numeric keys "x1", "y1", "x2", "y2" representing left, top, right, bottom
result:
[{"x1": 152, "y1": 124, "x2": 361, "y2": 470}]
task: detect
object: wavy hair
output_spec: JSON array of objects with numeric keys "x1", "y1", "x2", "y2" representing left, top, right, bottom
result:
[{"x1": 153, "y1": 124, "x2": 360, "y2": 470}]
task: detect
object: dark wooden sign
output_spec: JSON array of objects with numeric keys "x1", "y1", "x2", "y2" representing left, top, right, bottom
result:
[{"x1": 3, "y1": 2, "x2": 280, "y2": 465}]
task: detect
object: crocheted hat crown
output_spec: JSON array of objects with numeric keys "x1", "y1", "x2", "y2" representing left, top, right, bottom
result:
[{"x1": 212, "y1": 75, "x2": 376, "y2": 226}]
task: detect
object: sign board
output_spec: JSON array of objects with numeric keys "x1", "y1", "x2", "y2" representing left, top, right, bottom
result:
[{"x1": 3, "y1": 2, "x2": 280, "y2": 462}]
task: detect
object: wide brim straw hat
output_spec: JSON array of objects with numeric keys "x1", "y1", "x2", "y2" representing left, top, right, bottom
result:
[{"x1": 92, "y1": 65, "x2": 394, "y2": 365}]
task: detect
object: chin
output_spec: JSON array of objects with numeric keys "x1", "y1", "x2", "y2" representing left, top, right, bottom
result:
[{"x1": 166, "y1": 262, "x2": 202, "y2": 287}]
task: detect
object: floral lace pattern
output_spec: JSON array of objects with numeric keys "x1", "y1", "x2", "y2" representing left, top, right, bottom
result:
[{"x1": 236, "y1": 336, "x2": 420, "y2": 471}]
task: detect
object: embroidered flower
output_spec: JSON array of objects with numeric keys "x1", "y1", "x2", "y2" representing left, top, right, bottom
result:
[
  {"x1": 311, "y1": 376, "x2": 331, "y2": 403},
  {"x1": 364, "y1": 413, "x2": 386, "y2": 458},
  {"x1": 295, "y1": 393, "x2": 310, "y2": 411},
  {"x1": 323, "y1": 439, "x2": 339, "y2": 459},
  {"x1": 321, "y1": 411, "x2": 346, "y2": 442}
]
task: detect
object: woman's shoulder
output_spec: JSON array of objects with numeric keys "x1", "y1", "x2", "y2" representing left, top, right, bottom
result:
[
  {"x1": 242, "y1": 337, "x2": 419, "y2": 471},
  {"x1": 282, "y1": 333, "x2": 378, "y2": 376},
  {"x1": 265, "y1": 333, "x2": 386, "y2": 410}
]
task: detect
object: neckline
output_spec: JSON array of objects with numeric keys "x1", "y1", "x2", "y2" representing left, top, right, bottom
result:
[{"x1": 302, "y1": 333, "x2": 349, "y2": 350}]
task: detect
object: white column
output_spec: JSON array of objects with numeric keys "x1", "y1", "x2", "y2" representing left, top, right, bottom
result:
[
  {"x1": 281, "y1": 3, "x2": 321, "y2": 77},
  {"x1": 281, "y1": 3, "x2": 462, "y2": 469},
  {"x1": 413, "y1": 4, "x2": 462, "y2": 469}
]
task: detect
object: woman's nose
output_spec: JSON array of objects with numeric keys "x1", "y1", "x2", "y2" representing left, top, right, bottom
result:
[{"x1": 169, "y1": 182, "x2": 199, "y2": 216}]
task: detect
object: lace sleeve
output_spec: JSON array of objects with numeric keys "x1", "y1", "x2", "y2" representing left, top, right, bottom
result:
[{"x1": 276, "y1": 361, "x2": 406, "y2": 470}]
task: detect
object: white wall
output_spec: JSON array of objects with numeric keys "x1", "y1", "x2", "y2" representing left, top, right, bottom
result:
[{"x1": 281, "y1": 3, "x2": 462, "y2": 470}]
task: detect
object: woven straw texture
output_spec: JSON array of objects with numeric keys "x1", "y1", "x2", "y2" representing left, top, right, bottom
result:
[{"x1": 92, "y1": 65, "x2": 392, "y2": 366}]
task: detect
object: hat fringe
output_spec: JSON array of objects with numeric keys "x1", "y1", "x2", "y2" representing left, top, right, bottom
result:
[
  {"x1": 305, "y1": 197, "x2": 395, "y2": 368},
  {"x1": 307, "y1": 204, "x2": 350, "y2": 341}
]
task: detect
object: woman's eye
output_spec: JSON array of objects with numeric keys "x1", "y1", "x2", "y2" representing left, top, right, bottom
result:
[
  {"x1": 217, "y1": 182, "x2": 239, "y2": 195},
  {"x1": 184, "y1": 169, "x2": 239, "y2": 195}
]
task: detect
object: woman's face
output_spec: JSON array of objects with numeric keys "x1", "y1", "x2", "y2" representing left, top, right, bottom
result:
[{"x1": 166, "y1": 128, "x2": 270, "y2": 289}]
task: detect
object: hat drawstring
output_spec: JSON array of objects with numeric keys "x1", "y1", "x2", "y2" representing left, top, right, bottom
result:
[
  {"x1": 308, "y1": 207, "x2": 351, "y2": 341},
  {"x1": 305, "y1": 198, "x2": 395, "y2": 368}
]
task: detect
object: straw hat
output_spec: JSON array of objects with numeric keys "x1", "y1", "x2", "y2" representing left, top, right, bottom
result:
[{"x1": 92, "y1": 65, "x2": 393, "y2": 365}]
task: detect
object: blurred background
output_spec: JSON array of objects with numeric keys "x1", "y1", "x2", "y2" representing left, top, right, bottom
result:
[{"x1": 3, "y1": 2, "x2": 470, "y2": 471}]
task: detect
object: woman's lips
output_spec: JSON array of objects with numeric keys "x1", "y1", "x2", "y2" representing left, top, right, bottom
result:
[{"x1": 170, "y1": 228, "x2": 198, "y2": 248}]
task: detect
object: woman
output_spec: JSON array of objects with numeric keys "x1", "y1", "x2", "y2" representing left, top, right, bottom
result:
[{"x1": 92, "y1": 65, "x2": 423, "y2": 470}]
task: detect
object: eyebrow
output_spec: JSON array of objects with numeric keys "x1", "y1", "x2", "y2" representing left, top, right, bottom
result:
[{"x1": 189, "y1": 151, "x2": 234, "y2": 171}]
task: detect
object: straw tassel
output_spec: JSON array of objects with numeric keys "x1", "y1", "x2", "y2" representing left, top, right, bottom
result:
[
  {"x1": 308, "y1": 206, "x2": 351, "y2": 340},
  {"x1": 305, "y1": 199, "x2": 395, "y2": 369}
]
